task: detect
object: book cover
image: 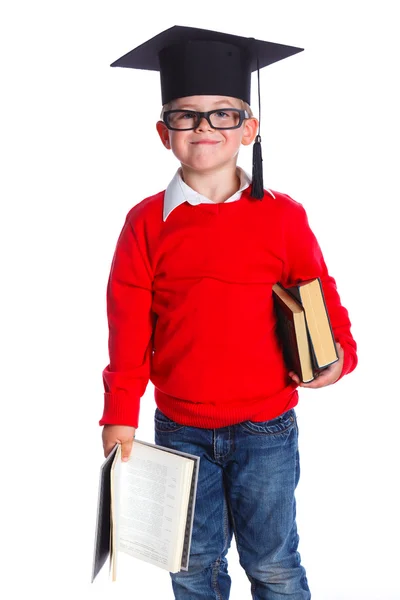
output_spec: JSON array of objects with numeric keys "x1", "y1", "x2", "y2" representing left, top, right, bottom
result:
[
  {"x1": 91, "y1": 439, "x2": 200, "y2": 582},
  {"x1": 91, "y1": 444, "x2": 119, "y2": 583},
  {"x1": 272, "y1": 283, "x2": 315, "y2": 383}
]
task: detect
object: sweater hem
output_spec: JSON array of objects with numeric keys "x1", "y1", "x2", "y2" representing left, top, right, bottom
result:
[{"x1": 154, "y1": 387, "x2": 299, "y2": 429}]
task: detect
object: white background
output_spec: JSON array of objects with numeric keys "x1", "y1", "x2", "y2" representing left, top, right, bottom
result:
[{"x1": 1, "y1": 1, "x2": 399, "y2": 599}]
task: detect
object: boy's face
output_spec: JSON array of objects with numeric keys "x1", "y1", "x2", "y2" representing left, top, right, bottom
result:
[{"x1": 156, "y1": 95, "x2": 258, "y2": 174}]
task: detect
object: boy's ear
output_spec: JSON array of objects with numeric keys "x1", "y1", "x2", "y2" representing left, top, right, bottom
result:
[
  {"x1": 241, "y1": 117, "x2": 259, "y2": 147},
  {"x1": 156, "y1": 121, "x2": 171, "y2": 149}
]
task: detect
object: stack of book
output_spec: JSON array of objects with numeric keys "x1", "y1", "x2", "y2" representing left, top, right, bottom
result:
[{"x1": 272, "y1": 277, "x2": 338, "y2": 383}]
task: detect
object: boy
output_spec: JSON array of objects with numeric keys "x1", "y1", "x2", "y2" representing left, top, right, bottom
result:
[{"x1": 100, "y1": 26, "x2": 357, "y2": 599}]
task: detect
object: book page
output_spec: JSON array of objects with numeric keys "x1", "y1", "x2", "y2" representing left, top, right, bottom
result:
[
  {"x1": 136, "y1": 441, "x2": 200, "y2": 571},
  {"x1": 118, "y1": 441, "x2": 194, "y2": 572},
  {"x1": 300, "y1": 279, "x2": 338, "y2": 367}
]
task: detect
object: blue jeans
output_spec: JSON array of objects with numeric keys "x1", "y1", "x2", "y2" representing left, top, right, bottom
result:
[{"x1": 154, "y1": 408, "x2": 310, "y2": 600}]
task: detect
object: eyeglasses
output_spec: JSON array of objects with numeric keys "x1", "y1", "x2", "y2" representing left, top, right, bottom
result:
[{"x1": 163, "y1": 108, "x2": 249, "y2": 131}]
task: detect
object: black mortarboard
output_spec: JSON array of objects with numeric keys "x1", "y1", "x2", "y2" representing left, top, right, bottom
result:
[{"x1": 111, "y1": 26, "x2": 303, "y2": 198}]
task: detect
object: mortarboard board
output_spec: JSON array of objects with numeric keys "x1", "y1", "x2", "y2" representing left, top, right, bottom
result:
[{"x1": 110, "y1": 26, "x2": 303, "y2": 199}]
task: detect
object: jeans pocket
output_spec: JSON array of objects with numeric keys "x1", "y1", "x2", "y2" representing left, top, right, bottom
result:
[
  {"x1": 239, "y1": 409, "x2": 296, "y2": 435},
  {"x1": 154, "y1": 408, "x2": 185, "y2": 433}
]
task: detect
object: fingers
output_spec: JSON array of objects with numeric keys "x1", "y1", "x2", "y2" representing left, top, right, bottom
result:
[
  {"x1": 288, "y1": 371, "x2": 300, "y2": 384},
  {"x1": 300, "y1": 373, "x2": 330, "y2": 389},
  {"x1": 300, "y1": 364, "x2": 340, "y2": 388},
  {"x1": 103, "y1": 441, "x2": 116, "y2": 458},
  {"x1": 121, "y1": 438, "x2": 134, "y2": 462},
  {"x1": 103, "y1": 439, "x2": 134, "y2": 461},
  {"x1": 289, "y1": 341, "x2": 345, "y2": 389},
  {"x1": 102, "y1": 425, "x2": 136, "y2": 459},
  {"x1": 102, "y1": 429, "x2": 116, "y2": 458}
]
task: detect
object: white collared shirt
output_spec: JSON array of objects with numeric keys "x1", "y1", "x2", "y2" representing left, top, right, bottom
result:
[{"x1": 163, "y1": 167, "x2": 275, "y2": 221}]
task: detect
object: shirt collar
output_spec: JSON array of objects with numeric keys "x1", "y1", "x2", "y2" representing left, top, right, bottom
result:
[{"x1": 163, "y1": 167, "x2": 275, "y2": 221}]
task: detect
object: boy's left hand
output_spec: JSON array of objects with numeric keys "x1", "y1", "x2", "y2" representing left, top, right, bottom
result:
[{"x1": 289, "y1": 342, "x2": 344, "y2": 388}]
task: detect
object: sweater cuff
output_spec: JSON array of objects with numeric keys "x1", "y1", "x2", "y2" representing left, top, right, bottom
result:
[{"x1": 99, "y1": 392, "x2": 140, "y2": 428}]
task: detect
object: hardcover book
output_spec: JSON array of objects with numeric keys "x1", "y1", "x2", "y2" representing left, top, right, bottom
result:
[
  {"x1": 286, "y1": 278, "x2": 338, "y2": 370},
  {"x1": 272, "y1": 278, "x2": 338, "y2": 382},
  {"x1": 91, "y1": 439, "x2": 200, "y2": 582},
  {"x1": 272, "y1": 283, "x2": 314, "y2": 383}
]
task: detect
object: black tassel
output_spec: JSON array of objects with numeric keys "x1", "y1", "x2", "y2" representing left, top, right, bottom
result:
[{"x1": 250, "y1": 134, "x2": 264, "y2": 199}]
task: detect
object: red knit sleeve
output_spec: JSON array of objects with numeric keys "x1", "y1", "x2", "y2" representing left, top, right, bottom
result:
[
  {"x1": 281, "y1": 198, "x2": 358, "y2": 379},
  {"x1": 100, "y1": 214, "x2": 154, "y2": 428}
]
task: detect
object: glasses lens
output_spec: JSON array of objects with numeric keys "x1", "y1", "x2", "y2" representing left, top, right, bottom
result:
[
  {"x1": 166, "y1": 111, "x2": 198, "y2": 130},
  {"x1": 209, "y1": 110, "x2": 242, "y2": 129}
]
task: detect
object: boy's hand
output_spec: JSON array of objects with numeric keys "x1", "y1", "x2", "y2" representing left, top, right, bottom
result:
[
  {"x1": 102, "y1": 425, "x2": 136, "y2": 462},
  {"x1": 289, "y1": 342, "x2": 344, "y2": 389}
]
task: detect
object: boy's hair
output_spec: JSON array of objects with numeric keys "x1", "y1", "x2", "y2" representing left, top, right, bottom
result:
[{"x1": 160, "y1": 99, "x2": 254, "y2": 119}]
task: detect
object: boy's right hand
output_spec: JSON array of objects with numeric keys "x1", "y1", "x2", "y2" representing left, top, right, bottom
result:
[{"x1": 102, "y1": 425, "x2": 136, "y2": 462}]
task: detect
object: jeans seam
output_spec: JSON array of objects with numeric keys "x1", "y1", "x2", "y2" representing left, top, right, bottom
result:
[
  {"x1": 211, "y1": 485, "x2": 230, "y2": 600},
  {"x1": 249, "y1": 575, "x2": 257, "y2": 599},
  {"x1": 211, "y1": 558, "x2": 223, "y2": 600},
  {"x1": 213, "y1": 427, "x2": 235, "y2": 462}
]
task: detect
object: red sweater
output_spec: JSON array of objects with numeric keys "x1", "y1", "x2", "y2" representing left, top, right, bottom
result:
[{"x1": 100, "y1": 186, "x2": 357, "y2": 429}]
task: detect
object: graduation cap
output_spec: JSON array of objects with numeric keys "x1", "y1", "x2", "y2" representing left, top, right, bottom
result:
[{"x1": 111, "y1": 26, "x2": 303, "y2": 199}]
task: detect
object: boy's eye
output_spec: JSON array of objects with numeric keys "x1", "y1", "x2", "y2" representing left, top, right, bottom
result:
[
  {"x1": 215, "y1": 111, "x2": 229, "y2": 118},
  {"x1": 166, "y1": 111, "x2": 198, "y2": 129}
]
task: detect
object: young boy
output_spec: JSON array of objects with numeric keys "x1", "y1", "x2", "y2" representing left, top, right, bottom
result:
[{"x1": 100, "y1": 26, "x2": 357, "y2": 599}]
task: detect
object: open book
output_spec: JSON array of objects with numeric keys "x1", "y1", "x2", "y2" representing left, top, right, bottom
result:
[
  {"x1": 91, "y1": 439, "x2": 200, "y2": 582},
  {"x1": 272, "y1": 278, "x2": 338, "y2": 382}
]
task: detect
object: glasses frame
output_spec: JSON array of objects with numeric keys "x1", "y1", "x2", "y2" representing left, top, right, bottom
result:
[{"x1": 163, "y1": 108, "x2": 249, "y2": 131}]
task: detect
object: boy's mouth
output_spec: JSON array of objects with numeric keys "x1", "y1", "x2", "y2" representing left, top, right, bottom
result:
[{"x1": 190, "y1": 140, "x2": 220, "y2": 145}]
